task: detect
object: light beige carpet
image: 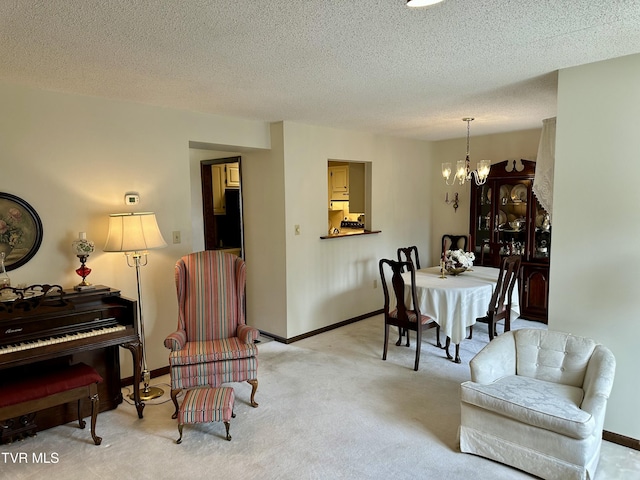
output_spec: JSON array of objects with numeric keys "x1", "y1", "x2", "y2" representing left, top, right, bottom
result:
[{"x1": 2, "y1": 316, "x2": 638, "y2": 480}]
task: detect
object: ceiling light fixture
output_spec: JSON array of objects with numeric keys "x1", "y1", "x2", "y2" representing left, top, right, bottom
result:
[
  {"x1": 442, "y1": 118, "x2": 491, "y2": 186},
  {"x1": 406, "y1": 0, "x2": 445, "y2": 7}
]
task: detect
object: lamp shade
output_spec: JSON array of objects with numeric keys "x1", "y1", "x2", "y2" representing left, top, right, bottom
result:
[{"x1": 104, "y1": 212, "x2": 167, "y2": 253}]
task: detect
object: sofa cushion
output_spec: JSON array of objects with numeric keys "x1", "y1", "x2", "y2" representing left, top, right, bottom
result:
[
  {"x1": 169, "y1": 337, "x2": 258, "y2": 365},
  {"x1": 461, "y1": 375, "x2": 594, "y2": 439},
  {"x1": 389, "y1": 308, "x2": 431, "y2": 324},
  {"x1": 515, "y1": 329, "x2": 596, "y2": 387}
]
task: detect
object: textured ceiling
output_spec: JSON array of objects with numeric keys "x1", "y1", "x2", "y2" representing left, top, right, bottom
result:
[{"x1": 2, "y1": 1, "x2": 640, "y2": 140}]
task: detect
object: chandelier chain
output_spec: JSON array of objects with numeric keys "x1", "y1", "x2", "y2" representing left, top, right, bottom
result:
[{"x1": 466, "y1": 118, "x2": 471, "y2": 158}]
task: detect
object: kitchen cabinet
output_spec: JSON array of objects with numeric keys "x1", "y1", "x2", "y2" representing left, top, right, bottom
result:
[
  {"x1": 212, "y1": 164, "x2": 226, "y2": 215},
  {"x1": 226, "y1": 163, "x2": 240, "y2": 188},
  {"x1": 327, "y1": 163, "x2": 365, "y2": 211},
  {"x1": 212, "y1": 162, "x2": 240, "y2": 214},
  {"x1": 329, "y1": 165, "x2": 349, "y2": 200},
  {"x1": 469, "y1": 159, "x2": 550, "y2": 323},
  {"x1": 348, "y1": 162, "x2": 365, "y2": 213}
]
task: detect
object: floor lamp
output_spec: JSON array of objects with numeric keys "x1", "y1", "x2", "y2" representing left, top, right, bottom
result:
[{"x1": 104, "y1": 212, "x2": 167, "y2": 401}]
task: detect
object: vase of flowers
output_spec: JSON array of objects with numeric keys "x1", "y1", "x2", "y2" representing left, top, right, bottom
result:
[{"x1": 443, "y1": 249, "x2": 475, "y2": 275}]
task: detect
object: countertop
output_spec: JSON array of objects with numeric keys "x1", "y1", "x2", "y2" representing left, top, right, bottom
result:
[{"x1": 320, "y1": 229, "x2": 381, "y2": 239}]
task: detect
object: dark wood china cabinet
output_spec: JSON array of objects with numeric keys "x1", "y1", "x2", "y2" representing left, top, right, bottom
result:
[{"x1": 469, "y1": 159, "x2": 550, "y2": 323}]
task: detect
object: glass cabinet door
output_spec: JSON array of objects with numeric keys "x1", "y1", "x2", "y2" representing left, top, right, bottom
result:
[
  {"x1": 532, "y1": 197, "x2": 551, "y2": 259},
  {"x1": 472, "y1": 183, "x2": 493, "y2": 265},
  {"x1": 470, "y1": 160, "x2": 551, "y2": 267},
  {"x1": 495, "y1": 180, "x2": 530, "y2": 257},
  {"x1": 468, "y1": 159, "x2": 550, "y2": 322}
]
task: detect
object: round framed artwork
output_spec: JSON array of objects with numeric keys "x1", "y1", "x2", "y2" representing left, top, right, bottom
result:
[{"x1": 0, "y1": 192, "x2": 43, "y2": 271}]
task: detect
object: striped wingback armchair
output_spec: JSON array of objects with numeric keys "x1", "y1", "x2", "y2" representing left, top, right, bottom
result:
[{"x1": 164, "y1": 251, "x2": 259, "y2": 419}]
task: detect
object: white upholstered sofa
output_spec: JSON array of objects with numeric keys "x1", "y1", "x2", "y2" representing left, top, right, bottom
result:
[{"x1": 459, "y1": 329, "x2": 616, "y2": 480}]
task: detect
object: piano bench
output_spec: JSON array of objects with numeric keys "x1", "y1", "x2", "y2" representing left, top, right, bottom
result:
[{"x1": 0, "y1": 363, "x2": 103, "y2": 445}]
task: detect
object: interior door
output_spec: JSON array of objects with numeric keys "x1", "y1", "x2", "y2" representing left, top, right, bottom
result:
[{"x1": 200, "y1": 156, "x2": 244, "y2": 256}]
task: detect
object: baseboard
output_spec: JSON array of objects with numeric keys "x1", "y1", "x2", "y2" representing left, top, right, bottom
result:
[
  {"x1": 117, "y1": 310, "x2": 382, "y2": 385},
  {"x1": 118, "y1": 311, "x2": 382, "y2": 386},
  {"x1": 120, "y1": 365, "x2": 170, "y2": 388},
  {"x1": 603, "y1": 430, "x2": 640, "y2": 451},
  {"x1": 118, "y1": 310, "x2": 382, "y2": 386},
  {"x1": 261, "y1": 309, "x2": 383, "y2": 344}
]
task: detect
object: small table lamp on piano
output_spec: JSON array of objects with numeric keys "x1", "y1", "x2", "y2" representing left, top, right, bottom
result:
[
  {"x1": 72, "y1": 232, "x2": 95, "y2": 290},
  {"x1": 103, "y1": 212, "x2": 167, "y2": 401}
]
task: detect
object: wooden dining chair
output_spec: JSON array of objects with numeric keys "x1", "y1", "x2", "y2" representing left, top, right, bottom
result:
[
  {"x1": 396, "y1": 246, "x2": 420, "y2": 271},
  {"x1": 441, "y1": 234, "x2": 469, "y2": 255},
  {"x1": 379, "y1": 258, "x2": 438, "y2": 371},
  {"x1": 470, "y1": 255, "x2": 521, "y2": 341},
  {"x1": 395, "y1": 246, "x2": 421, "y2": 346}
]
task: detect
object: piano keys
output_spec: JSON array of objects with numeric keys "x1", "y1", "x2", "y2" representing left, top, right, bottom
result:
[
  {"x1": 0, "y1": 324, "x2": 126, "y2": 354},
  {"x1": 0, "y1": 285, "x2": 144, "y2": 441}
]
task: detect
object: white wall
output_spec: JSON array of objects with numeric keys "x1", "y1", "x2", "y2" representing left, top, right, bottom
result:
[
  {"x1": 241, "y1": 124, "x2": 288, "y2": 337},
  {"x1": 280, "y1": 121, "x2": 433, "y2": 338},
  {"x1": 187, "y1": 140, "x2": 288, "y2": 338},
  {"x1": 552, "y1": 53, "x2": 640, "y2": 439},
  {"x1": 0, "y1": 82, "x2": 436, "y2": 357},
  {"x1": 7, "y1": 75, "x2": 634, "y2": 441},
  {"x1": 1, "y1": 82, "x2": 270, "y2": 376},
  {"x1": 190, "y1": 121, "x2": 440, "y2": 340},
  {"x1": 430, "y1": 129, "x2": 541, "y2": 263}
]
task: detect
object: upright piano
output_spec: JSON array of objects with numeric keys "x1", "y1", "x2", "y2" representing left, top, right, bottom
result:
[{"x1": 0, "y1": 285, "x2": 144, "y2": 441}]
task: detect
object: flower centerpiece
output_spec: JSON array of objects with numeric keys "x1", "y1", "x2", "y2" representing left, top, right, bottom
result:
[{"x1": 443, "y1": 249, "x2": 475, "y2": 275}]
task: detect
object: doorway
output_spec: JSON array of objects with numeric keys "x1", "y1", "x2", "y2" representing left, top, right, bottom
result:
[{"x1": 200, "y1": 156, "x2": 244, "y2": 257}]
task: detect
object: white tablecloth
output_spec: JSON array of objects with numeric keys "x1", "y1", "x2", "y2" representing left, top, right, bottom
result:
[{"x1": 402, "y1": 266, "x2": 520, "y2": 345}]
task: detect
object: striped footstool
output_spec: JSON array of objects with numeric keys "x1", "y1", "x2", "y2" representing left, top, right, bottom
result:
[{"x1": 176, "y1": 387, "x2": 235, "y2": 444}]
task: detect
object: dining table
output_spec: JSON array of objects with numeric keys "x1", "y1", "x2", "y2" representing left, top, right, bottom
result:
[{"x1": 401, "y1": 265, "x2": 520, "y2": 363}]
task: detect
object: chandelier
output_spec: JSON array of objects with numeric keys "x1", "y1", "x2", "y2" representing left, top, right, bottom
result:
[{"x1": 442, "y1": 118, "x2": 491, "y2": 186}]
